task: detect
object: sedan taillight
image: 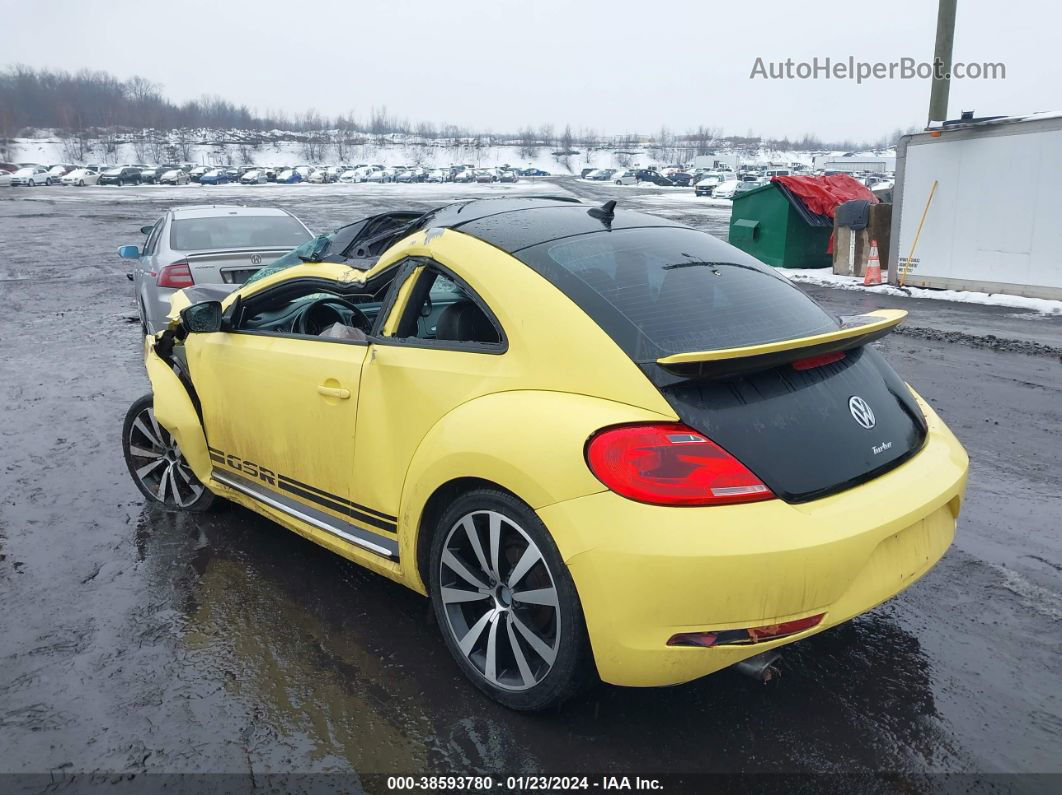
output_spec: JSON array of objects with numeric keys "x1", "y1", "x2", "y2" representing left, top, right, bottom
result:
[
  {"x1": 157, "y1": 261, "x2": 194, "y2": 288},
  {"x1": 586, "y1": 423, "x2": 774, "y2": 507}
]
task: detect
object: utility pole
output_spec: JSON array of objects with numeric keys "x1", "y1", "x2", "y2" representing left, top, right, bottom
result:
[{"x1": 928, "y1": 0, "x2": 958, "y2": 124}]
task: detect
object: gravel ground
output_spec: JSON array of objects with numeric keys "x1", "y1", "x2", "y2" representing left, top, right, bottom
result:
[{"x1": 1, "y1": 178, "x2": 1060, "y2": 790}]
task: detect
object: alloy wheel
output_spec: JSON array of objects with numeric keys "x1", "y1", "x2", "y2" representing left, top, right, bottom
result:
[
  {"x1": 439, "y1": 510, "x2": 561, "y2": 691},
  {"x1": 127, "y1": 405, "x2": 204, "y2": 508}
]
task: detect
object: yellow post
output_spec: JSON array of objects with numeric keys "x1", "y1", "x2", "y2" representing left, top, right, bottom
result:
[{"x1": 900, "y1": 179, "x2": 938, "y2": 287}]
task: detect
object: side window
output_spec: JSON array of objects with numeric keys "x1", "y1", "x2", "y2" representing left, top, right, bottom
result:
[
  {"x1": 233, "y1": 278, "x2": 393, "y2": 342},
  {"x1": 385, "y1": 265, "x2": 503, "y2": 349},
  {"x1": 143, "y1": 220, "x2": 164, "y2": 256}
]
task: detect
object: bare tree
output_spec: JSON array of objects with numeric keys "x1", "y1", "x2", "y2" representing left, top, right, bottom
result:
[
  {"x1": 331, "y1": 130, "x2": 350, "y2": 162},
  {"x1": 130, "y1": 133, "x2": 149, "y2": 163},
  {"x1": 99, "y1": 125, "x2": 121, "y2": 163},
  {"x1": 579, "y1": 128, "x2": 596, "y2": 164},
  {"x1": 415, "y1": 120, "x2": 437, "y2": 141},
  {"x1": 174, "y1": 127, "x2": 194, "y2": 161},
  {"x1": 146, "y1": 129, "x2": 168, "y2": 163},
  {"x1": 517, "y1": 126, "x2": 539, "y2": 159},
  {"x1": 59, "y1": 129, "x2": 93, "y2": 163},
  {"x1": 299, "y1": 110, "x2": 326, "y2": 161}
]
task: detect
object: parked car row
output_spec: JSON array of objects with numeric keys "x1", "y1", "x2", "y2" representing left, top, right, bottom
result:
[
  {"x1": 579, "y1": 167, "x2": 701, "y2": 187},
  {"x1": 1, "y1": 161, "x2": 552, "y2": 188}
]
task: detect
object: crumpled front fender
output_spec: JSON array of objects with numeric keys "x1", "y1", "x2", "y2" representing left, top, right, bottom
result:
[{"x1": 143, "y1": 337, "x2": 212, "y2": 485}]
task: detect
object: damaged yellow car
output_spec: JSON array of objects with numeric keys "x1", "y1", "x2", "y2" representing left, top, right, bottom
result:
[{"x1": 122, "y1": 197, "x2": 968, "y2": 710}]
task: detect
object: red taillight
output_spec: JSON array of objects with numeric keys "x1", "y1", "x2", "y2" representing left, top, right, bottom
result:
[
  {"x1": 157, "y1": 261, "x2": 194, "y2": 288},
  {"x1": 667, "y1": 613, "x2": 825, "y2": 648},
  {"x1": 585, "y1": 423, "x2": 774, "y2": 507},
  {"x1": 745, "y1": 613, "x2": 825, "y2": 642},
  {"x1": 791, "y1": 350, "x2": 846, "y2": 371}
]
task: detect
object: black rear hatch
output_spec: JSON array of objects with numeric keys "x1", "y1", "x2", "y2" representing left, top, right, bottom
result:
[
  {"x1": 510, "y1": 220, "x2": 926, "y2": 503},
  {"x1": 661, "y1": 346, "x2": 926, "y2": 502}
]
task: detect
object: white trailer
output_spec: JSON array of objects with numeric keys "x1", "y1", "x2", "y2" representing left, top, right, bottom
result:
[
  {"x1": 693, "y1": 154, "x2": 739, "y2": 172},
  {"x1": 813, "y1": 152, "x2": 896, "y2": 173},
  {"x1": 888, "y1": 113, "x2": 1062, "y2": 299}
]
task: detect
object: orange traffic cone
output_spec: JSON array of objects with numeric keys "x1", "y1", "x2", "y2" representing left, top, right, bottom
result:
[{"x1": 864, "y1": 239, "x2": 882, "y2": 285}]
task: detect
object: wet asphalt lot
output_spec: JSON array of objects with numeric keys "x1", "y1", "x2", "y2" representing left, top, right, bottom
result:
[{"x1": 0, "y1": 177, "x2": 1060, "y2": 791}]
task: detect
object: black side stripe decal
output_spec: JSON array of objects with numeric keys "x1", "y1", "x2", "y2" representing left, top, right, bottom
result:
[
  {"x1": 277, "y1": 473, "x2": 397, "y2": 523},
  {"x1": 206, "y1": 446, "x2": 397, "y2": 531},
  {"x1": 277, "y1": 478, "x2": 397, "y2": 534}
]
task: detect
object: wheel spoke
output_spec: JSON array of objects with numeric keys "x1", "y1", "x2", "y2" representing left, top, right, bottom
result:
[
  {"x1": 441, "y1": 586, "x2": 490, "y2": 604},
  {"x1": 169, "y1": 469, "x2": 186, "y2": 505},
  {"x1": 148, "y1": 409, "x2": 168, "y2": 447},
  {"x1": 512, "y1": 587, "x2": 558, "y2": 609},
  {"x1": 135, "y1": 457, "x2": 166, "y2": 479},
  {"x1": 156, "y1": 464, "x2": 171, "y2": 501},
  {"x1": 442, "y1": 549, "x2": 488, "y2": 591},
  {"x1": 458, "y1": 608, "x2": 494, "y2": 656},
  {"x1": 129, "y1": 445, "x2": 163, "y2": 459},
  {"x1": 488, "y1": 512, "x2": 502, "y2": 579},
  {"x1": 460, "y1": 516, "x2": 490, "y2": 577},
  {"x1": 507, "y1": 544, "x2": 541, "y2": 589},
  {"x1": 506, "y1": 617, "x2": 534, "y2": 687},
  {"x1": 132, "y1": 417, "x2": 164, "y2": 449},
  {"x1": 511, "y1": 613, "x2": 556, "y2": 666},
  {"x1": 484, "y1": 614, "x2": 500, "y2": 683}
]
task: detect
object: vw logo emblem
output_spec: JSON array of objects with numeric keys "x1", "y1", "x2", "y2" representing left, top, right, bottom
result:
[
  {"x1": 250, "y1": 254, "x2": 262, "y2": 265},
  {"x1": 849, "y1": 396, "x2": 876, "y2": 430}
]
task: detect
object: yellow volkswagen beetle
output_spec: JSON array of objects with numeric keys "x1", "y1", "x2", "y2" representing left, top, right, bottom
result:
[{"x1": 122, "y1": 197, "x2": 968, "y2": 710}]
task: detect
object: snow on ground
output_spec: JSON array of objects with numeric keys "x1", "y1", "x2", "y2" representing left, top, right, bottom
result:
[
  {"x1": 783, "y1": 269, "x2": 1062, "y2": 316},
  {"x1": 612, "y1": 185, "x2": 733, "y2": 209}
]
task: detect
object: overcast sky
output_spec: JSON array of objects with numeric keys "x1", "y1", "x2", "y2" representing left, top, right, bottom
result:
[{"x1": 1, "y1": 0, "x2": 1055, "y2": 141}]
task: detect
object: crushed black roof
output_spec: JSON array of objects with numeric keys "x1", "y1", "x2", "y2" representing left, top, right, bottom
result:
[{"x1": 412, "y1": 197, "x2": 686, "y2": 254}]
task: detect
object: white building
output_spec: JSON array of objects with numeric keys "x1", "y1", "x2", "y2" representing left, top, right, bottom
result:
[{"x1": 888, "y1": 112, "x2": 1062, "y2": 299}]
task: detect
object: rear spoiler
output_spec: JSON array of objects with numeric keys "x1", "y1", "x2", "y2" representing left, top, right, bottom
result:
[{"x1": 655, "y1": 309, "x2": 907, "y2": 378}]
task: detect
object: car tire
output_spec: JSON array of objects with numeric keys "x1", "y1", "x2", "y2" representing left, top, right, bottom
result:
[
  {"x1": 429, "y1": 488, "x2": 593, "y2": 711},
  {"x1": 45, "y1": 177, "x2": 52, "y2": 186},
  {"x1": 28, "y1": 178, "x2": 35, "y2": 187},
  {"x1": 615, "y1": 180, "x2": 622, "y2": 185},
  {"x1": 78, "y1": 179, "x2": 85, "y2": 186},
  {"x1": 122, "y1": 394, "x2": 216, "y2": 512}
]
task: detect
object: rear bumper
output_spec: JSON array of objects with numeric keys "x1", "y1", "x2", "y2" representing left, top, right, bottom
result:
[{"x1": 537, "y1": 396, "x2": 968, "y2": 687}]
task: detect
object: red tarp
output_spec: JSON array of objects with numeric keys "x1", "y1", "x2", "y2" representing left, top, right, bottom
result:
[
  {"x1": 771, "y1": 175, "x2": 879, "y2": 253},
  {"x1": 770, "y1": 174, "x2": 878, "y2": 219}
]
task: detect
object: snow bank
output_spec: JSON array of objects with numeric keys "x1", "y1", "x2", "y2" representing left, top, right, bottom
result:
[{"x1": 783, "y1": 269, "x2": 1062, "y2": 315}]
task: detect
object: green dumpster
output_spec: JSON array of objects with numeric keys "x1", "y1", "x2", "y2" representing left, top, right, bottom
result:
[{"x1": 727, "y1": 183, "x2": 833, "y2": 268}]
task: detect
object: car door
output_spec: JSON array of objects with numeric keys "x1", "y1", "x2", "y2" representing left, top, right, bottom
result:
[
  {"x1": 188, "y1": 278, "x2": 398, "y2": 558},
  {"x1": 352, "y1": 260, "x2": 511, "y2": 521},
  {"x1": 133, "y1": 218, "x2": 163, "y2": 328}
]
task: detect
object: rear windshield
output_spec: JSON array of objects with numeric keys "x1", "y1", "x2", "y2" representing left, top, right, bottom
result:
[
  {"x1": 516, "y1": 226, "x2": 837, "y2": 363},
  {"x1": 170, "y1": 215, "x2": 311, "y2": 251}
]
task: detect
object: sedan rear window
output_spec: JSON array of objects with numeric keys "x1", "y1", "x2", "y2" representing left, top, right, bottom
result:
[
  {"x1": 516, "y1": 226, "x2": 837, "y2": 363},
  {"x1": 170, "y1": 216, "x2": 311, "y2": 251}
]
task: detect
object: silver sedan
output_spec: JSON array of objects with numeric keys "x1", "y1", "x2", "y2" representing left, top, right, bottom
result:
[{"x1": 121, "y1": 205, "x2": 313, "y2": 333}]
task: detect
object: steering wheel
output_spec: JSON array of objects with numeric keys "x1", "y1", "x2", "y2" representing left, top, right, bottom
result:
[{"x1": 293, "y1": 298, "x2": 372, "y2": 336}]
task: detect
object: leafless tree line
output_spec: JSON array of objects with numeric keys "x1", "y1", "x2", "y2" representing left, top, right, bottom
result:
[{"x1": 2, "y1": 65, "x2": 916, "y2": 166}]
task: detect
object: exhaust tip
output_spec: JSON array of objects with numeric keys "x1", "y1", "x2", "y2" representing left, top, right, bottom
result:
[{"x1": 732, "y1": 651, "x2": 782, "y2": 683}]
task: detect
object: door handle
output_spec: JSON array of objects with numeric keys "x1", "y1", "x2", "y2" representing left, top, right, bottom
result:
[{"x1": 317, "y1": 384, "x2": 351, "y2": 399}]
